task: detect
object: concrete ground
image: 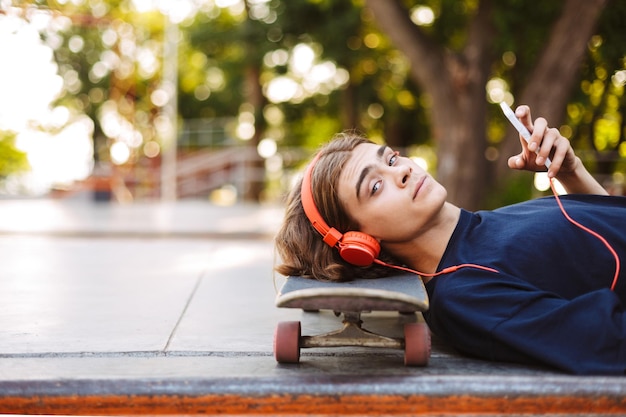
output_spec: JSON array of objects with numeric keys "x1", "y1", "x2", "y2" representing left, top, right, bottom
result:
[{"x1": 0, "y1": 198, "x2": 624, "y2": 416}]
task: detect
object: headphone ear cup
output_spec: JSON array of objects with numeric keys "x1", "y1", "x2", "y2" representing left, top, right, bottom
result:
[{"x1": 339, "y1": 231, "x2": 381, "y2": 267}]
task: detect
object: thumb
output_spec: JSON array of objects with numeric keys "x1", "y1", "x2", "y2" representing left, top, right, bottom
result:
[{"x1": 508, "y1": 154, "x2": 525, "y2": 170}]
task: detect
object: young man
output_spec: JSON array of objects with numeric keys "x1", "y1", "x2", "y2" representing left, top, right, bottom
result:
[{"x1": 275, "y1": 106, "x2": 626, "y2": 374}]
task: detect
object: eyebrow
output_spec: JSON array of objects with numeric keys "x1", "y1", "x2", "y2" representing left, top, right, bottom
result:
[{"x1": 355, "y1": 145, "x2": 389, "y2": 200}]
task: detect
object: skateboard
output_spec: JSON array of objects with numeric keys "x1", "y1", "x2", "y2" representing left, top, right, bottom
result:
[{"x1": 274, "y1": 274, "x2": 431, "y2": 366}]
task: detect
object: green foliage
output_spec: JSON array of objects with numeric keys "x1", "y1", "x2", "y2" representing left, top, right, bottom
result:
[
  {"x1": 0, "y1": 132, "x2": 29, "y2": 178},
  {"x1": 558, "y1": 0, "x2": 626, "y2": 180}
]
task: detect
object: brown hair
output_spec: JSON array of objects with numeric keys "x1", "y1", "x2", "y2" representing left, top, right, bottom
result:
[{"x1": 274, "y1": 132, "x2": 398, "y2": 282}]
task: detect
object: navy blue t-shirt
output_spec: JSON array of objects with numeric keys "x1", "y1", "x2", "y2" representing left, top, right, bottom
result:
[{"x1": 423, "y1": 194, "x2": 626, "y2": 375}]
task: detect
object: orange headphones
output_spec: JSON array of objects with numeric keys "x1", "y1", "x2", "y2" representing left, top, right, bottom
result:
[{"x1": 300, "y1": 152, "x2": 381, "y2": 267}]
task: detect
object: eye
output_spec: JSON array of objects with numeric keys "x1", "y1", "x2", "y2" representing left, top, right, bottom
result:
[
  {"x1": 371, "y1": 152, "x2": 398, "y2": 195},
  {"x1": 371, "y1": 180, "x2": 381, "y2": 195}
]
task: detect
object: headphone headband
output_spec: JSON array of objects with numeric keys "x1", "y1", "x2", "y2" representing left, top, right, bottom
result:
[
  {"x1": 300, "y1": 152, "x2": 380, "y2": 266},
  {"x1": 300, "y1": 153, "x2": 343, "y2": 247}
]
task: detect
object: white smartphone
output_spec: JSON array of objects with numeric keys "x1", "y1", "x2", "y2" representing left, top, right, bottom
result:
[{"x1": 499, "y1": 102, "x2": 551, "y2": 168}]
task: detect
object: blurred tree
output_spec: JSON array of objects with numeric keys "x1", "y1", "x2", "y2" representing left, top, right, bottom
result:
[
  {"x1": 276, "y1": 0, "x2": 430, "y2": 150},
  {"x1": 7, "y1": 0, "x2": 624, "y2": 206},
  {"x1": 187, "y1": 1, "x2": 282, "y2": 201},
  {"x1": 19, "y1": 0, "x2": 163, "y2": 199},
  {"x1": 21, "y1": 0, "x2": 190, "y2": 200},
  {"x1": 186, "y1": 0, "x2": 404, "y2": 200}
]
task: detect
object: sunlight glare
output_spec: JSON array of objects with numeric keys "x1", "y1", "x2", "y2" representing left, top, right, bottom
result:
[
  {"x1": 257, "y1": 138, "x2": 277, "y2": 158},
  {"x1": 110, "y1": 141, "x2": 131, "y2": 165},
  {"x1": 486, "y1": 78, "x2": 509, "y2": 104},
  {"x1": 533, "y1": 173, "x2": 565, "y2": 194},
  {"x1": 534, "y1": 172, "x2": 550, "y2": 192},
  {"x1": 411, "y1": 156, "x2": 428, "y2": 172},
  {"x1": 265, "y1": 76, "x2": 300, "y2": 103},
  {"x1": 216, "y1": 0, "x2": 241, "y2": 7},
  {"x1": 410, "y1": 6, "x2": 435, "y2": 26},
  {"x1": 15, "y1": 117, "x2": 94, "y2": 193},
  {"x1": 0, "y1": 14, "x2": 94, "y2": 195},
  {"x1": 310, "y1": 62, "x2": 336, "y2": 84},
  {"x1": 291, "y1": 44, "x2": 315, "y2": 75},
  {"x1": 0, "y1": 16, "x2": 63, "y2": 131},
  {"x1": 132, "y1": 0, "x2": 200, "y2": 24}
]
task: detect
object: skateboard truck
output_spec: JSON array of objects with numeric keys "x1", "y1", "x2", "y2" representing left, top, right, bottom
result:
[{"x1": 302, "y1": 311, "x2": 403, "y2": 349}]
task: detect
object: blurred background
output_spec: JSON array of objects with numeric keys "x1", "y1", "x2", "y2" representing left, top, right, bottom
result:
[{"x1": 0, "y1": 0, "x2": 625, "y2": 211}]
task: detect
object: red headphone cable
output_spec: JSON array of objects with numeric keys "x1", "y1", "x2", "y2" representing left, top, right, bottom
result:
[
  {"x1": 550, "y1": 178, "x2": 621, "y2": 291},
  {"x1": 373, "y1": 258, "x2": 499, "y2": 278}
]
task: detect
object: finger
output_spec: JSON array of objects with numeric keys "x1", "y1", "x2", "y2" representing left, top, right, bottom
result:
[
  {"x1": 515, "y1": 106, "x2": 542, "y2": 153},
  {"x1": 529, "y1": 117, "x2": 548, "y2": 155},
  {"x1": 514, "y1": 105, "x2": 533, "y2": 132},
  {"x1": 533, "y1": 120, "x2": 553, "y2": 166},
  {"x1": 545, "y1": 131, "x2": 569, "y2": 177}
]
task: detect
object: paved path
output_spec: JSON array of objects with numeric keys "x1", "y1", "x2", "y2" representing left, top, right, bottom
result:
[{"x1": 0, "y1": 199, "x2": 624, "y2": 415}]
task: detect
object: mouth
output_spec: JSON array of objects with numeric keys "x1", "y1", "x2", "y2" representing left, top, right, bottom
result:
[{"x1": 413, "y1": 176, "x2": 426, "y2": 200}]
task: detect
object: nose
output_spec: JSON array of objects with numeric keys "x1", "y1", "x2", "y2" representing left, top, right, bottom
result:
[{"x1": 395, "y1": 164, "x2": 412, "y2": 187}]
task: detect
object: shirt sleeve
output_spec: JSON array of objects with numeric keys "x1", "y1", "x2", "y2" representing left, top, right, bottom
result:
[{"x1": 425, "y1": 272, "x2": 626, "y2": 375}]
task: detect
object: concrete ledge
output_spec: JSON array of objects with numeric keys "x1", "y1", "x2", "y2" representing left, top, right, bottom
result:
[{"x1": 2, "y1": 374, "x2": 626, "y2": 415}]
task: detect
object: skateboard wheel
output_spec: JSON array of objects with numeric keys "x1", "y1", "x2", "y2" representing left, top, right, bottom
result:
[
  {"x1": 274, "y1": 321, "x2": 301, "y2": 363},
  {"x1": 403, "y1": 322, "x2": 430, "y2": 366}
]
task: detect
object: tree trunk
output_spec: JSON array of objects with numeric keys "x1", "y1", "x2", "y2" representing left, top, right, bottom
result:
[
  {"x1": 341, "y1": 82, "x2": 360, "y2": 129},
  {"x1": 241, "y1": 1, "x2": 267, "y2": 202},
  {"x1": 242, "y1": 63, "x2": 266, "y2": 202},
  {"x1": 365, "y1": 0, "x2": 495, "y2": 209}
]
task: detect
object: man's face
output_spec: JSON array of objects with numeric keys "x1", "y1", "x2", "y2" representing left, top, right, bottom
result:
[{"x1": 338, "y1": 143, "x2": 448, "y2": 244}]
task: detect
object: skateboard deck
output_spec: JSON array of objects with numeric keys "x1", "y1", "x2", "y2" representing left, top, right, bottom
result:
[
  {"x1": 274, "y1": 274, "x2": 431, "y2": 366},
  {"x1": 276, "y1": 274, "x2": 429, "y2": 313}
]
